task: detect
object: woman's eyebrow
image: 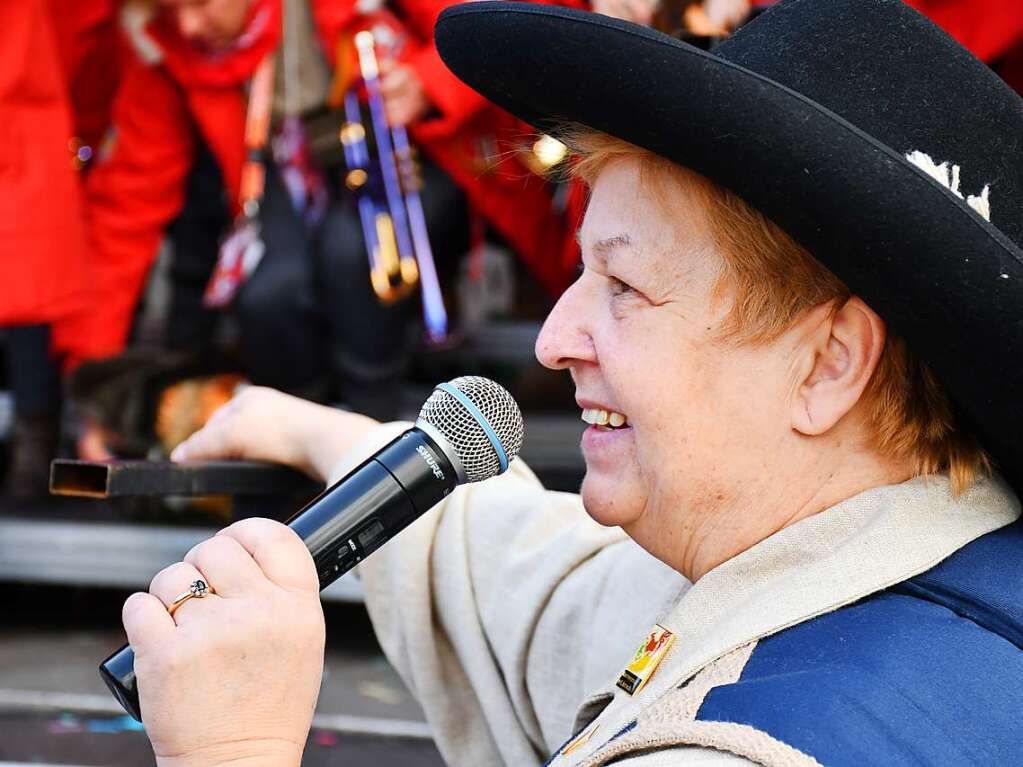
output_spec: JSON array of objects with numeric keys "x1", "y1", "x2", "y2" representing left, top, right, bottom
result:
[{"x1": 576, "y1": 231, "x2": 633, "y2": 269}]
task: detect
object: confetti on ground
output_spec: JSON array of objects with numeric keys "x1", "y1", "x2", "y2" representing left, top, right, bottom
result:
[
  {"x1": 47, "y1": 712, "x2": 84, "y2": 735},
  {"x1": 313, "y1": 728, "x2": 340, "y2": 747},
  {"x1": 358, "y1": 679, "x2": 404, "y2": 705},
  {"x1": 85, "y1": 715, "x2": 146, "y2": 733}
]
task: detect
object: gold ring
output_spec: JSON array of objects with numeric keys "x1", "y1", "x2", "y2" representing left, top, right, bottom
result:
[{"x1": 167, "y1": 578, "x2": 214, "y2": 617}]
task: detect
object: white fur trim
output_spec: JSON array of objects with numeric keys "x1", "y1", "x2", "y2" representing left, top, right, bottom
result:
[
  {"x1": 906, "y1": 150, "x2": 993, "y2": 222},
  {"x1": 967, "y1": 185, "x2": 991, "y2": 222},
  {"x1": 120, "y1": 3, "x2": 163, "y2": 65}
]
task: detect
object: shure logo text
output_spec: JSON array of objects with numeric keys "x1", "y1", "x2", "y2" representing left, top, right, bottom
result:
[{"x1": 416, "y1": 445, "x2": 445, "y2": 480}]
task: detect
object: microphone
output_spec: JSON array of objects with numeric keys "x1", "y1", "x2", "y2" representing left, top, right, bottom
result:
[{"x1": 99, "y1": 376, "x2": 524, "y2": 721}]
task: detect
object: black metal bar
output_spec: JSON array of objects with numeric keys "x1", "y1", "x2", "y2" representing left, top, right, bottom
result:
[{"x1": 49, "y1": 460, "x2": 316, "y2": 499}]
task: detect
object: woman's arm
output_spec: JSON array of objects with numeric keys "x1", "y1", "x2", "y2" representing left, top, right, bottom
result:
[
  {"x1": 170, "y1": 386, "x2": 379, "y2": 482},
  {"x1": 160, "y1": 388, "x2": 687, "y2": 764}
]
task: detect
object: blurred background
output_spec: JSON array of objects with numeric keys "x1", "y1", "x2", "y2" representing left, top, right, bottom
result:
[{"x1": 1, "y1": 0, "x2": 1021, "y2": 762}]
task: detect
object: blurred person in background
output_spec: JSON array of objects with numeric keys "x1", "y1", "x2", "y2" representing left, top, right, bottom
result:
[
  {"x1": 68, "y1": 0, "x2": 580, "y2": 452},
  {"x1": 0, "y1": 0, "x2": 119, "y2": 498}
]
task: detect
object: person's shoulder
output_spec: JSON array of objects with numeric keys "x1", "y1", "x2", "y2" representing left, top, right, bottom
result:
[{"x1": 698, "y1": 524, "x2": 1023, "y2": 766}]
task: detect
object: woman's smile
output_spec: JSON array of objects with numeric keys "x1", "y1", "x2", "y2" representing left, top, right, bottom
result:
[
  {"x1": 578, "y1": 401, "x2": 635, "y2": 475},
  {"x1": 580, "y1": 419, "x2": 635, "y2": 462},
  {"x1": 578, "y1": 401, "x2": 633, "y2": 462}
]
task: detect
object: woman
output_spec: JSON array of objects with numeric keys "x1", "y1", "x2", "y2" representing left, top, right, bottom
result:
[{"x1": 119, "y1": 1, "x2": 1023, "y2": 765}]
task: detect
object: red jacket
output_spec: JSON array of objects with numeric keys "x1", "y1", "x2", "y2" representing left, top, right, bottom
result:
[
  {"x1": 50, "y1": 0, "x2": 122, "y2": 153},
  {"x1": 906, "y1": 0, "x2": 1023, "y2": 63},
  {"x1": 66, "y1": 0, "x2": 580, "y2": 365},
  {"x1": 999, "y1": 43, "x2": 1023, "y2": 93},
  {"x1": 0, "y1": 0, "x2": 114, "y2": 327}
]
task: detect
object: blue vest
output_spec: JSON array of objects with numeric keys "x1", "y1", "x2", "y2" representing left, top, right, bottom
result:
[{"x1": 696, "y1": 520, "x2": 1023, "y2": 765}]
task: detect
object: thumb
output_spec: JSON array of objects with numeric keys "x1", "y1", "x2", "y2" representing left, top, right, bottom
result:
[
  {"x1": 170, "y1": 419, "x2": 234, "y2": 463},
  {"x1": 122, "y1": 592, "x2": 176, "y2": 652}
]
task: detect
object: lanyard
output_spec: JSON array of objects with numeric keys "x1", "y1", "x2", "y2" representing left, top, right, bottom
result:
[
  {"x1": 203, "y1": 52, "x2": 276, "y2": 309},
  {"x1": 238, "y1": 53, "x2": 277, "y2": 219}
]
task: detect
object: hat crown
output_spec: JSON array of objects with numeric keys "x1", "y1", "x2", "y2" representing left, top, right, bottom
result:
[{"x1": 714, "y1": 0, "x2": 1023, "y2": 245}]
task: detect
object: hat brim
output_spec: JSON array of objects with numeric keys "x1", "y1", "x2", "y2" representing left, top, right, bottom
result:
[{"x1": 436, "y1": 2, "x2": 1023, "y2": 489}]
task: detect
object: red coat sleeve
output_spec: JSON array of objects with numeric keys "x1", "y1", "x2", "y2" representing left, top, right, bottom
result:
[
  {"x1": 308, "y1": 0, "x2": 486, "y2": 138},
  {"x1": 400, "y1": 0, "x2": 490, "y2": 138},
  {"x1": 58, "y1": 48, "x2": 195, "y2": 366},
  {"x1": 906, "y1": 0, "x2": 1023, "y2": 62},
  {"x1": 405, "y1": 39, "x2": 488, "y2": 140},
  {"x1": 309, "y1": 0, "x2": 358, "y2": 51},
  {"x1": 0, "y1": 0, "x2": 92, "y2": 326},
  {"x1": 48, "y1": 0, "x2": 120, "y2": 151}
]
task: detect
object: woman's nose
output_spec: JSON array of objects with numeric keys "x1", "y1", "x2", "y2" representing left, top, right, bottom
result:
[{"x1": 535, "y1": 284, "x2": 596, "y2": 371}]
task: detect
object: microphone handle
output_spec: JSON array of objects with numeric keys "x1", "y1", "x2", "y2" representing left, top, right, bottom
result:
[{"x1": 100, "y1": 429, "x2": 458, "y2": 721}]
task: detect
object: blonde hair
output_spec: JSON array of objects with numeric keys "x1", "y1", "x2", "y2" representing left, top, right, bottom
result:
[{"x1": 566, "y1": 130, "x2": 989, "y2": 494}]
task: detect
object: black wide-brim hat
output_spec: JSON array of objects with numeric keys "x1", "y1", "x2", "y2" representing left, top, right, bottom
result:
[{"x1": 435, "y1": 0, "x2": 1023, "y2": 491}]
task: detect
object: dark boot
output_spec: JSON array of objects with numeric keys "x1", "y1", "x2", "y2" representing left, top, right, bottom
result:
[{"x1": 5, "y1": 414, "x2": 60, "y2": 500}]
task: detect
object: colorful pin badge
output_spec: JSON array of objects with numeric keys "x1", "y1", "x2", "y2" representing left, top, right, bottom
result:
[{"x1": 616, "y1": 624, "x2": 676, "y2": 696}]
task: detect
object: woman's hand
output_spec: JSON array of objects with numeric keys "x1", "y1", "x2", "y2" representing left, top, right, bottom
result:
[
  {"x1": 123, "y1": 519, "x2": 326, "y2": 767},
  {"x1": 170, "y1": 386, "x2": 379, "y2": 482}
]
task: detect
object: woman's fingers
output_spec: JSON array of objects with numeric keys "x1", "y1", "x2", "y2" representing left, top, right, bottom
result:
[
  {"x1": 170, "y1": 410, "x2": 235, "y2": 462},
  {"x1": 122, "y1": 591, "x2": 175, "y2": 651},
  {"x1": 184, "y1": 534, "x2": 266, "y2": 597},
  {"x1": 122, "y1": 524, "x2": 325, "y2": 762},
  {"x1": 170, "y1": 386, "x2": 260, "y2": 462},
  {"x1": 217, "y1": 518, "x2": 320, "y2": 593},
  {"x1": 168, "y1": 386, "x2": 322, "y2": 476},
  {"x1": 148, "y1": 561, "x2": 222, "y2": 623},
  {"x1": 167, "y1": 384, "x2": 379, "y2": 483}
]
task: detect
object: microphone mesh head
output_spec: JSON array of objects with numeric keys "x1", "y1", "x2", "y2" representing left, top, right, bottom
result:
[{"x1": 417, "y1": 376, "x2": 524, "y2": 483}]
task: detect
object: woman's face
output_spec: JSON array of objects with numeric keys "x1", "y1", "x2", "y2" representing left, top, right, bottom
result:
[{"x1": 536, "y1": 158, "x2": 797, "y2": 568}]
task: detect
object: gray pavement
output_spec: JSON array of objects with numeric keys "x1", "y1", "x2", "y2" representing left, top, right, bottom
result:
[
  {"x1": 0, "y1": 712, "x2": 444, "y2": 767},
  {"x1": 0, "y1": 584, "x2": 443, "y2": 765}
]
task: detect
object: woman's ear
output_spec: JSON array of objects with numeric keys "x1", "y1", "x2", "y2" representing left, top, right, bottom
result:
[{"x1": 791, "y1": 297, "x2": 886, "y2": 436}]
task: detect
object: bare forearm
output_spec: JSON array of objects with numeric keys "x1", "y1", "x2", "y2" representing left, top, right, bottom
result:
[
  {"x1": 171, "y1": 388, "x2": 380, "y2": 484},
  {"x1": 297, "y1": 404, "x2": 379, "y2": 483}
]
